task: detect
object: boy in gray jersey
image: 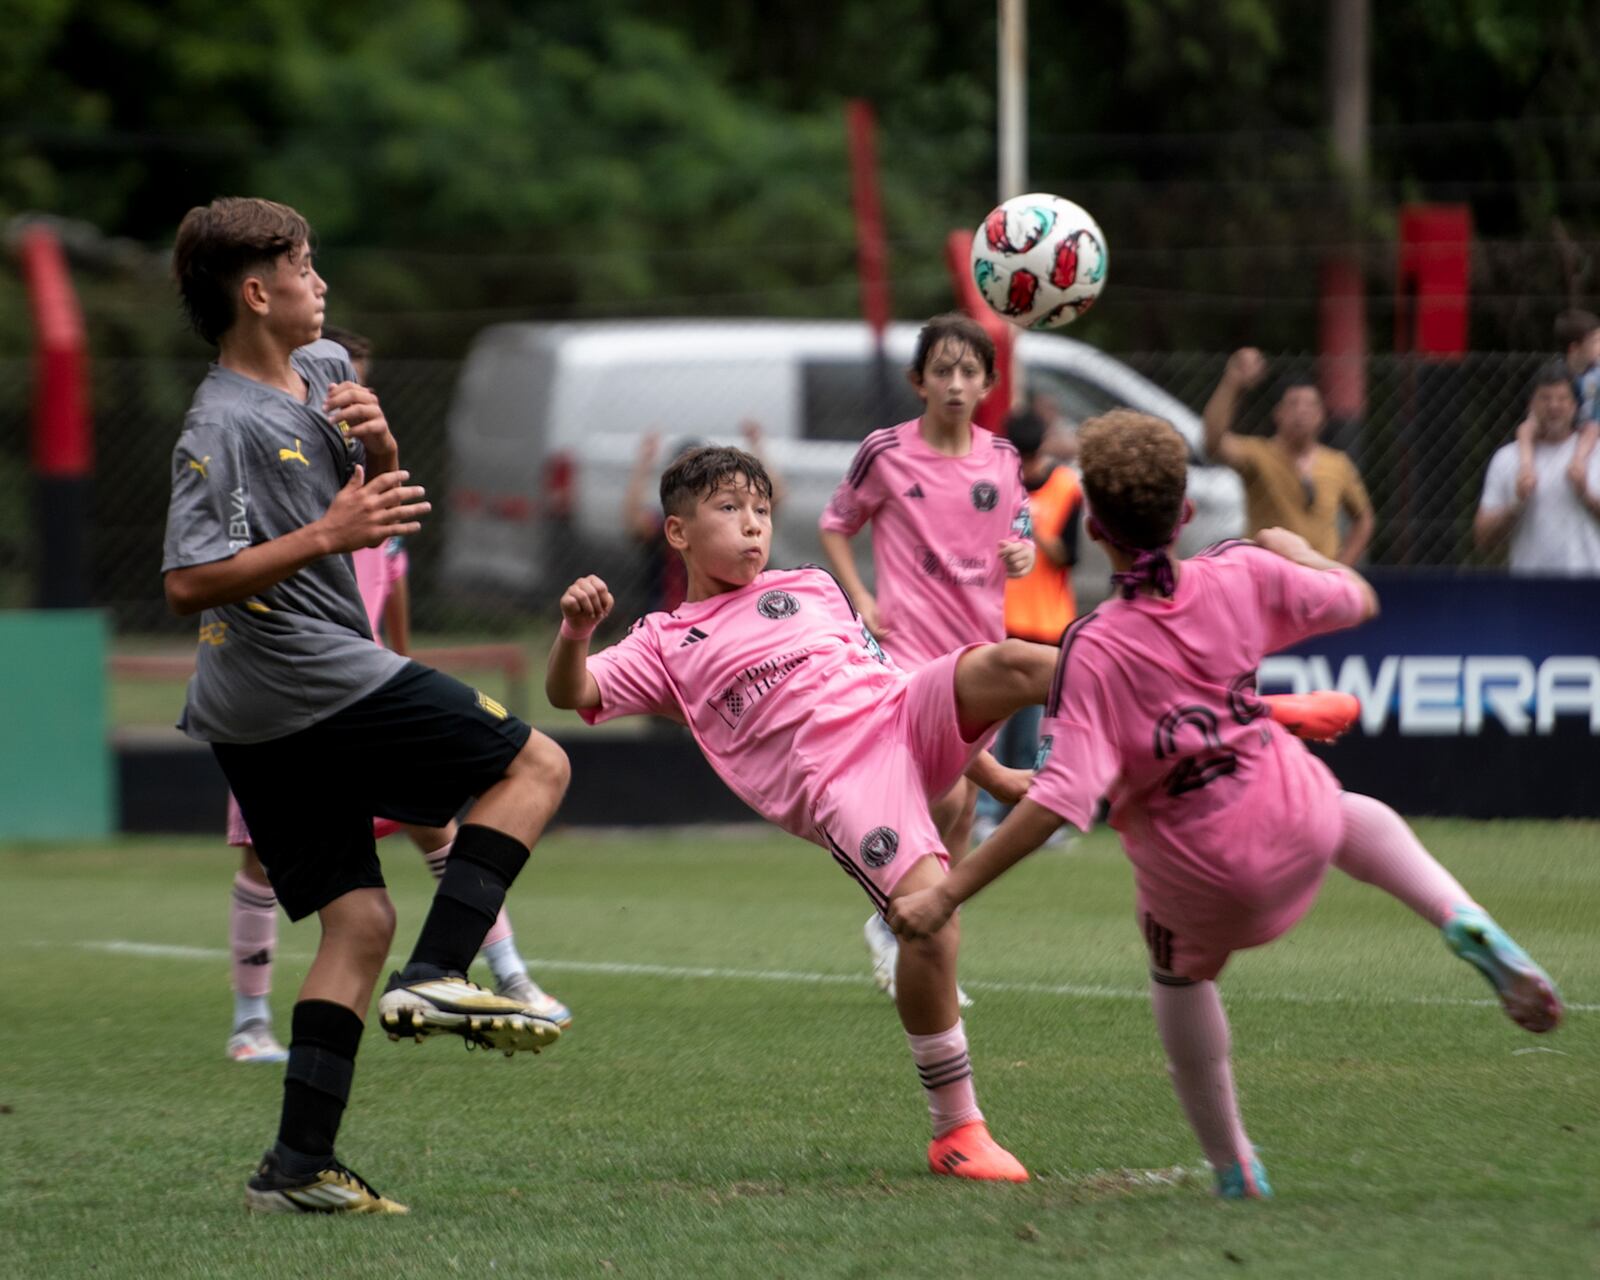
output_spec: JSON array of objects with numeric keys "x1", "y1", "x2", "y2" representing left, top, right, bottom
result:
[{"x1": 163, "y1": 197, "x2": 571, "y2": 1215}]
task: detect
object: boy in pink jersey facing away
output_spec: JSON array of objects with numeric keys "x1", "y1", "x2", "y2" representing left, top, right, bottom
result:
[
  {"x1": 889, "y1": 412, "x2": 1564, "y2": 1200},
  {"x1": 224, "y1": 329, "x2": 569, "y2": 1065},
  {"x1": 819, "y1": 313, "x2": 1034, "y2": 998},
  {"x1": 549, "y1": 445, "x2": 1059, "y2": 1182}
]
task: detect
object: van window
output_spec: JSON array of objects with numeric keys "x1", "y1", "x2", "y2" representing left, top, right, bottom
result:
[
  {"x1": 802, "y1": 358, "x2": 924, "y2": 441},
  {"x1": 1026, "y1": 368, "x2": 1120, "y2": 423}
]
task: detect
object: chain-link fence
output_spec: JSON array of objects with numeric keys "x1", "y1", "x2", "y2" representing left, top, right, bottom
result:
[{"x1": 0, "y1": 346, "x2": 1566, "y2": 646}]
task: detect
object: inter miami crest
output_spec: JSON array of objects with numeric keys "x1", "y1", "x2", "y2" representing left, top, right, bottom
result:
[
  {"x1": 757, "y1": 589, "x2": 800, "y2": 620},
  {"x1": 860, "y1": 826, "x2": 899, "y2": 868},
  {"x1": 970, "y1": 480, "x2": 999, "y2": 512}
]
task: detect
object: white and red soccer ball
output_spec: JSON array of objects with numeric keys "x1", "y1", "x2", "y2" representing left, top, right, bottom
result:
[{"x1": 970, "y1": 193, "x2": 1108, "y2": 329}]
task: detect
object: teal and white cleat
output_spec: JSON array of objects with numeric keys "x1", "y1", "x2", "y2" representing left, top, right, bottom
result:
[
  {"x1": 378, "y1": 971, "x2": 563, "y2": 1056},
  {"x1": 1215, "y1": 1155, "x2": 1273, "y2": 1200},
  {"x1": 1442, "y1": 906, "x2": 1564, "y2": 1033}
]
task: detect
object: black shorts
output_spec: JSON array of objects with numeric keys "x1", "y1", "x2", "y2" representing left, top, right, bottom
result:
[{"x1": 213, "y1": 662, "x2": 534, "y2": 921}]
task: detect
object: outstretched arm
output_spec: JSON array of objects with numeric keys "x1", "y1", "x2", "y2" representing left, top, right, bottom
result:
[
  {"x1": 886, "y1": 799, "x2": 1066, "y2": 938},
  {"x1": 545, "y1": 575, "x2": 613, "y2": 710},
  {"x1": 1254, "y1": 526, "x2": 1379, "y2": 621},
  {"x1": 1202, "y1": 348, "x2": 1266, "y2": 468}
]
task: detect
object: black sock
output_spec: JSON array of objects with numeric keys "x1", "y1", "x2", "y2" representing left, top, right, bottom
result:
[
  {"x1": 275, "y1": 1000, "x2": 363, "y2": 1170},
  {"x1": 403, "y1": 824, "x2": 530, "y2": 978}
]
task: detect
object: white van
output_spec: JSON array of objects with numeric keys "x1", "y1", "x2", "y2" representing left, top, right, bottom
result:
[{"x1": 441, "y1": 319, "x2": 1243, "y2": 604}]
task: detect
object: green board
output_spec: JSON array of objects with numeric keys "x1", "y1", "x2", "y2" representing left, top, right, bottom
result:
[{"x1": 0, "y1": 610, "x2": 113, "y2": 838}]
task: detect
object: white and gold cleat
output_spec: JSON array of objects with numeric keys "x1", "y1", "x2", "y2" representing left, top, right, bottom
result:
[
  {"x1": 378, "y1": 971, "x2": 562, "y2": 1055},
  {"x1": 245, "y1": 1151, "x2": 408, "y2": 1215}
]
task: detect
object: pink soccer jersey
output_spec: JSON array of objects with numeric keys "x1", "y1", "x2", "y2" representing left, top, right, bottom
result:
[
  {"x1": 352, "y1": 538, "x2": 408, "y2": 641},
  {"x1": 820, "y1": 419, "x2": 1031, "y2": 669},
  {"x1": 1028, "y1": 541, "x2": 1369, "y2": 973},
  {"x1": 579, "y1": 567, "x2": 984, "y2": 898}
]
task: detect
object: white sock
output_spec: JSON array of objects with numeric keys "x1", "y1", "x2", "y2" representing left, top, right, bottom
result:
[
  {"x1": 234, "y1": 992, "x2": 271, "y2": 1031},
  {"x1": 482, "y1": 935, "x2": 527, "y2": 986}
]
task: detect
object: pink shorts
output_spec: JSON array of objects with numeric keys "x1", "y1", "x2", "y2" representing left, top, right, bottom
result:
[
  {"x1": 1133, "y1": 843, "x2": 1335, "y2": 982},
  {"x1": 811, "y1": 645, "x2": 991, "y2": 910},
  {"x1": 226, "y1": 793, "x2": 404, "y2": 848}
]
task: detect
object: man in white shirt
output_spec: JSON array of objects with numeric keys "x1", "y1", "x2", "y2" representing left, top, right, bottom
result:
[{"x1": 1475, "y1": 363, "x2": 1600, "y2": 575}]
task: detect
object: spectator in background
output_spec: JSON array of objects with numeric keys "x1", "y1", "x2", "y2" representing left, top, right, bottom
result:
[
  {"x1": 624, "y1": 421, "x2": 783, "y2": 615},
  {"x1": 1516, "y1": 310, "x2": 1600, "y2": 496},
  {"x1": 1475, "y1": 362, "x2": 1600, "y2": 575},
  {"x1": 1030, "y1": 388, "x2": 1079, "y2": 465},
  {"x1": 1553, "y1": 308, "x2": 1600, "y2": 424},
  {"x1": 974, "y1": 407, "x2": 1083, "y2": 840},
  {"x1": 1203, "y1": 348, "x2": 1374, "y2": 564}
]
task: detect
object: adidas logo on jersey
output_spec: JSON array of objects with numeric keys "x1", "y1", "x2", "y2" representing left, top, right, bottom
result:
[
  {"x1": 679, "y1": 627, "x2": 709, "y2": 646},
  {"x1": 904, "y1": 484, "x2": 925, "y2": 498}
]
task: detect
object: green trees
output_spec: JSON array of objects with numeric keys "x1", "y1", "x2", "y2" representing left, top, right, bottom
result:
[{"x1": 2, "y1": 1, "x2": 1596, "y2": 352}]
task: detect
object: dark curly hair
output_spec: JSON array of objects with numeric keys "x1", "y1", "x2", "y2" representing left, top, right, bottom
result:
[
  {"x1": 660, "y1": 446, "x2": 774, "y2": 519},
  {"x1": 172, "y1": 198, "x2": 312, "y2": 345},
  {"x1": 1078, "y1": 410, "x2": 1188, "y2": 549},
  {"x1": 910, "y1": 312, "x2": 997, "y2": 381}
]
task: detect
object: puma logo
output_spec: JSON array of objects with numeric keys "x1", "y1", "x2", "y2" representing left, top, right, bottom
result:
[
  {"x1": 279, "y1": 439, "x2": 310, "y2": 466},
  {"x1": 187, "y1": 455, "x2": 210, "y2": 478}
]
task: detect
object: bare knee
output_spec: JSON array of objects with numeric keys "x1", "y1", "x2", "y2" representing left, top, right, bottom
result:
[
  {"x1": 507, "y1": 731, "x2": 570, "y2": 797},
  {"x1": 240, "y1": 846, "x2": 270, "y2": 885},
  {"x1": 997, "y1": 638, "x2": 1053, "y2": 700},
  {"x1": 322, "y1": 891, "x2": 397, "y2": 968}
]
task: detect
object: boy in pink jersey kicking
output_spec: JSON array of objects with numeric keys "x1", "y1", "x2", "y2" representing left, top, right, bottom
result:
[
  {"x1": 819, "y1": 313, "x2": 1035, "y2": 999},
  {"x1": 888, "y1": 411, "x2": 1564, "y2": 1199},
  {"x1": 548, "y1": 444, "x2": 1059, "y2": 1182},
  {"x1": 225, "y1": 328, "x2": 569, "y2": 1064}
]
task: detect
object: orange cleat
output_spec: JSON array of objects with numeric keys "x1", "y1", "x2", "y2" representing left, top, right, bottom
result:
[
  {"x1": 1264, "y1": 691, "x2": 1360, "y2": 743},
  {"x1": 927, "y1": 1121, "x2": 1030, "y2": 1183}
]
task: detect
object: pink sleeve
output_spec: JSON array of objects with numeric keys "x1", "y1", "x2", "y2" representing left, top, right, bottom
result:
[
  {"x1": 1028, "y1": 658, "x2": 1119, "y2": 830},
  {"x1": 818, "y1": 439, "x2": 887, "y2": 537},
  {"x1": 1251, "y1": 548, "x2": 1368, "y2": 654},
  {"x1": 1028, "y1": 712, "x2": 1120, "y2": 832},
  {"x1": 1009, "y1": 460, "x2": 1033, "y2": 542},
  {"x1": 387, "y1": 543, "x2": 409, "y2": 588},
  {"x1": 577, "y1": 624, "x2": 682, "y2": 726}
]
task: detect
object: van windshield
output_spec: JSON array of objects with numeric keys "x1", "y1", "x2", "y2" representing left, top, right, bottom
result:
[
  {"x1": 801, "y1": 358, "x2": 924, "y2": 440},
  {"x1": 1025, "y1": 367, "x2": 1120, "y2": 424}
]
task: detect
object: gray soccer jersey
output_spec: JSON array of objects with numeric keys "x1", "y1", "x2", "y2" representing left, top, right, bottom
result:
[{"x1": 161, "y1": 339, "x2": 408, "y2": 743}]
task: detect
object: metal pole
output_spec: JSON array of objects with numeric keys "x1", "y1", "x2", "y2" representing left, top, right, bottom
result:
[
  {"x1": 998, "y1": 0, "x2": 1027, "y2": 200},
  {"x1": 1328, "y1": 0, "x2": 1369, "y2": 204}
]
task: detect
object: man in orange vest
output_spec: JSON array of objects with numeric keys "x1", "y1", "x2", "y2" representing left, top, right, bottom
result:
[{"x1": 974, "y1": 407, "x2": 1083, "y2": 837}]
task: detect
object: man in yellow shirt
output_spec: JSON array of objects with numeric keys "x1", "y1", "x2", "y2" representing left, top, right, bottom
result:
[{"x1": 1202, "y1": 348, "x2": 1375, "y2": 564}]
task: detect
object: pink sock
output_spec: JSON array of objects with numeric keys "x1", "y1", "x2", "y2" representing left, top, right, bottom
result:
[
  {"x1": 230, "y1": 872, "x2": 278, "y2": 1000},
  {"x1": 422, "y1": 840, "x2": 513, "y2": 948},
  {"x1": 1149, "y1": 978, "x2": 1254, "y2": 1173},
  {"x1": 1334, "y1": 792, "x2": 1474, "y2": 927},
  {"x1": 906, "y1": 1020, "x2": 983, "y2": 1138}
]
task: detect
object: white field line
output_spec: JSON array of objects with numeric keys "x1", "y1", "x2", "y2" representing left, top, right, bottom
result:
[{"x1": 68, "y1": 939, "x2": 1598, "y2": 1014}]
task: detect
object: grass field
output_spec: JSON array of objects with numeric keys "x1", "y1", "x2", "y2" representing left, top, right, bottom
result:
[{"x1": 1, "y1": 822, "x2": 1595, "y2": 1278}]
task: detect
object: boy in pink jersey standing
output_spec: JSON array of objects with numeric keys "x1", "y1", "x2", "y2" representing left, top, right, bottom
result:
[
  {"x1": 818, "y1": 313, "x2": 1035, "y2": 998},
  {"x1": 888, "y1": 411, "x2": 1564, "y2": 1199},
  {"x1": 548, "y1": 445, "x2": 1059, "y2": 1181}
]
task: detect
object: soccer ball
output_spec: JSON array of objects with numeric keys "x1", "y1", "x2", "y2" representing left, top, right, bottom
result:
[{"x1": 970, "y1": 193, "x2": 1108, "y2": 329}]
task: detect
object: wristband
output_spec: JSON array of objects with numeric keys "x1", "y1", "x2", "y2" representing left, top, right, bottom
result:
[{"x1": 560, "y1": 616, "x2": 598, "y2": 641}]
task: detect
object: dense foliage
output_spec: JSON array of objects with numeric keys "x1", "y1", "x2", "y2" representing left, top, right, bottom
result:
[{"x1": 3, "y1": 1, "x2": 1598, "y2": 353}]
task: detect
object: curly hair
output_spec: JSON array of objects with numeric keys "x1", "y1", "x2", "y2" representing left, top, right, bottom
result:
[
  {"x1": 172, "y1": 198, "x2": 312, "y2": 345},
  {"x1": 660, "y1": 445, "x2": 774, "y2": 518},
  {"x1": 1078, "y1": 411, "x2": 1188, "y2": 549}
]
